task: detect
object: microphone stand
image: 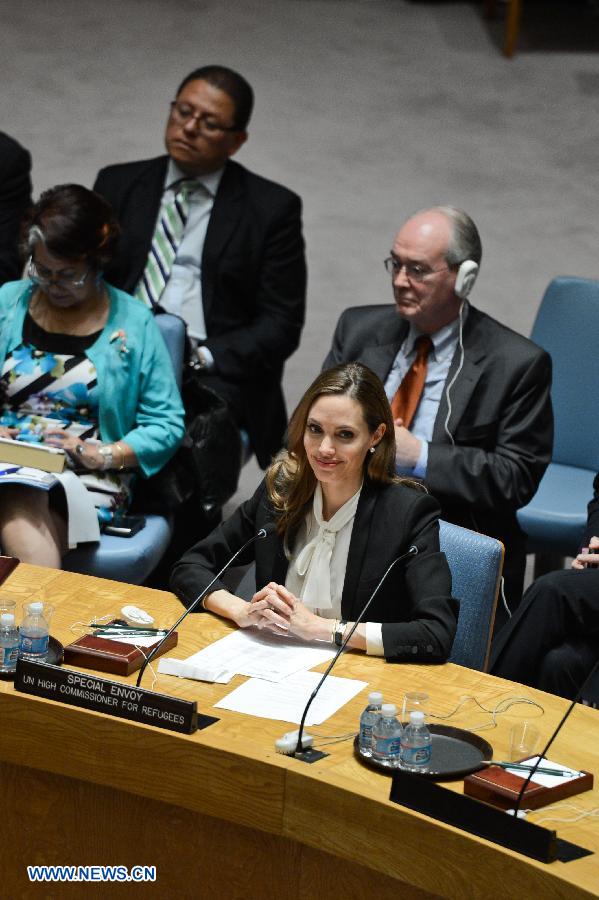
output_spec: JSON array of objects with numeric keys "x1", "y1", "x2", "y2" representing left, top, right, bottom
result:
[{"x1": 293, "y1": 545, "x2": 419, "y2": 761}]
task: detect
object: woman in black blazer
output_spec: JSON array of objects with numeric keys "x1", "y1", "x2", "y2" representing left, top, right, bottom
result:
[{"x1": 171, "y1": 364, "x2": 457, "y2": 662}]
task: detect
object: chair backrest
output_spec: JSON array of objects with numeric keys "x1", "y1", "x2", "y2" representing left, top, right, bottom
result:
[
  {"x1": 442, "y1": 520, "x2": 503, "y2": 672},
  {"x1": 531, "y1": 277, "x2": 599, "y2": 469},
  {"x1": 154, "y1": 312, "x2": 186, "y2": 390}
]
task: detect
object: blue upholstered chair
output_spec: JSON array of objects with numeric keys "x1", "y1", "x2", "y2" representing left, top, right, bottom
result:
[
  {"x1": 442, "y1": 521, "x2": 503, "y2": 672},
  {"x1": 516, "y1": 277, "x2": 599, "y2": 562},
  {"x1": 62, "y1": 313, "x2": 186, "y2": 584},
  {"x1": 236, "y1": 518, "x2": 503, "y2": 672}
]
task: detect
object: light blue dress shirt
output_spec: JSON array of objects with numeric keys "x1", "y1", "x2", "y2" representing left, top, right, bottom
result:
[
  {"x1": 159, "y1": 160, "x2": 224, "y2": 351},
  {"x1": 384, "y1": 306, "x2": 468, "y2": 478}
]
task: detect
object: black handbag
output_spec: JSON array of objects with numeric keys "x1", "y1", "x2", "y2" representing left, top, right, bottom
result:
[{"x1": 136, "y1": 364, "x2": 243, "y2": 515}]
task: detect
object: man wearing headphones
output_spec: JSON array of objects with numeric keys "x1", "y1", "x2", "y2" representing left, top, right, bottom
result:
[{"x1": 323, "y1": 207, "x2": 553, "y2": 628}]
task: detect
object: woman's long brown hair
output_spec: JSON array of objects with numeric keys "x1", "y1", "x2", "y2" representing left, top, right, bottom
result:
[{"x1": 265, "y1": 363, "x2": 400, "y2": 536}]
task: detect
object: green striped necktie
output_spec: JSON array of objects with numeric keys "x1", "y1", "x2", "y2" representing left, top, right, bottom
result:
[{"x1": 135, "y1": 179, "x2": 198, "y2": 306}]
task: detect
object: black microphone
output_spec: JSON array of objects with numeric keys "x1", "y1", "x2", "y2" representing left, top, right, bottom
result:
[
  {"x1": 293, "y1": 544, "x2": 420, "y2": 759},
  {"x1": 512, "y1": 655, "x2": 599, "y2": 816},
  {"x1": 136, "y1": 524, "x2": 275, "y2": 687}
]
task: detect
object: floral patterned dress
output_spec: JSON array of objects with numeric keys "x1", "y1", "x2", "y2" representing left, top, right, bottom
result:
[{"x1": 0, "y1": 313, "x2": 134, "y2": 525}]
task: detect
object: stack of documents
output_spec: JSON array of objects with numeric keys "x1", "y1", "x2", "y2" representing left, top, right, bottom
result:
[{"x1": 159, "y1": 629, "x2": 367, "y2": 725}]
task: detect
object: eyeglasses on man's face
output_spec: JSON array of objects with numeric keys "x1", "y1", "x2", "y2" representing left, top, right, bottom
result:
[
  {"x1": 28, "y1": 258, "x2": 90, "y2": 290},
  {"x1": 169, "y1": 100, "x2": 240, "y2": 136},
  {"x1": 383, "y1": 255, "x2": 450, "y2": 283}
]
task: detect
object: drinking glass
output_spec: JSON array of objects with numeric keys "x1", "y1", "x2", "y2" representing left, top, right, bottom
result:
[
  {"x1": 401, "y1": 691, "x2": 429, "y2": 724},
  {"x1": 508, "y1": 721, "x2": 540, "y2": 762}
]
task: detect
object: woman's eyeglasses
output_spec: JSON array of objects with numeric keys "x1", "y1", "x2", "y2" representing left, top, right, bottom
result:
[{"x1": 28, "y1": 258, "x2": 90, "y2": 289}]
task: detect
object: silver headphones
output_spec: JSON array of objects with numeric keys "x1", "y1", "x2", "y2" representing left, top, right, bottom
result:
[{"x1": 454, "y1": 260, "x2": 479, "y2": 300}]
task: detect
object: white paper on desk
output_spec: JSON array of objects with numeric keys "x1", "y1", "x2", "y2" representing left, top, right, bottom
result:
[
  {"x1": 158, "y1": 656, "x2": 235, "y2": 683},
  {"x1": 160, "y1": 628, "x2": 336, "y2": 684},
  {"x1": 507, "y1": 756, "x2": 584, "y2": 787},
  {"x1": 214, "y1": 670, "x2": 367, "y2": 725},
  {"x1": 99, "y1": 634, "x2": 160, "y2": 648}
]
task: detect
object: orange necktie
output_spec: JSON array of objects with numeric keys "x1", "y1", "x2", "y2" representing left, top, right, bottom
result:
[{"x1": 390, "y1": 335, "x2": 433, "y2": 428}]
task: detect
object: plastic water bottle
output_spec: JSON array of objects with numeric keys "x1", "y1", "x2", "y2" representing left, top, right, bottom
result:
[
  {"x1": 359, "y1": 691, "x2": 383, "y2": 757},
  {"x1": 0, "y1": 612, "x2": 19, "y2": 676},
  {"x1": 19, "y1": 601, "x2": 50, "y2": 661},
  {"x1": 372, "y1": 703, "x2": 403, "y2": 768},
  {"x1": 401, "y1": 710, "x2": 432, "y2": 772}
]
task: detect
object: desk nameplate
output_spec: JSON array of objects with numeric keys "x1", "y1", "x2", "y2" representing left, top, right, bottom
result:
[{"x1": 14, "y1": 659, "x2": 218, "y2": 735}]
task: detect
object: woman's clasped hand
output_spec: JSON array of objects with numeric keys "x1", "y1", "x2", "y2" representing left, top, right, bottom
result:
[{"x1": 243, "y1": 582, "x2": 329, "y2": 642}]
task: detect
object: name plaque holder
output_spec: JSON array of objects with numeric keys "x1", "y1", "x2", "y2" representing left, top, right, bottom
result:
[
  {"x1": 390, "y1": 769, "x2": 593, "y2": 864},
  {"x1": 14, "y1": 659, "x2": 219, "y2": 735}
]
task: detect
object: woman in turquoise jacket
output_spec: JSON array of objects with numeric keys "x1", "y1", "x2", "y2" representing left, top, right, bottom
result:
[{"x1": 0, "y1": 184, "x2": 184, "y2": 567}]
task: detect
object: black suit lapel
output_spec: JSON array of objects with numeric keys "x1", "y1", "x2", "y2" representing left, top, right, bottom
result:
[
  {"x1": 340, "y1": 481, "x2": 378, "y2": 620},
  {"x1": 202, "y1": 161, "x2": 245, "y2": 322},
  {"x1": 124, "y1": 157, "x2": 168, "y2": 291},
  {"x1": 360, "y1": 318, "x2": 408, "y2": 384},
  {"x1": 433, "y1": 306, "x2": 487, "y2": 443}
]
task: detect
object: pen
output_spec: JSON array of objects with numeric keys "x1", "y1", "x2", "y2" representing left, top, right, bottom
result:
[
  {"x1": 486, "y1": 761, "x2": 578, "y2": 777},
  {"x1": 88, "y1": 623, "x2": 163, "y2": 633},
  {"x1": 94, "y1": 629, "x2": 168, "y2": 638}
]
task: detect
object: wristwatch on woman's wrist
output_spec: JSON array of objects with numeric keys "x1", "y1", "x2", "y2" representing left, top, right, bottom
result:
[
  {"x1": 334, "y1": 619, "x2": 348, "y2": 648},
  {"x1": 98, "y1": 445, "x2": 114, "y2": 470}
]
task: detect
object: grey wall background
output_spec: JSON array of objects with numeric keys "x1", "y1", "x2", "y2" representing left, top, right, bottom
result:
[{"x1": 2, "y1": 0, "x2": 598, "y2": 504}]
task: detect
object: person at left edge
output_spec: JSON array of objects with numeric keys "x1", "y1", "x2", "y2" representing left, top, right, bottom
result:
[
  {"x1": 171, "y1": 363, "x2": 457, "y2": 662},
  {"x1": 0, "y1": 184, "x2": 184, "y2": 568},
  {"x1": 92, "y1": 65, "x2": 307, "y2": 470},
  {"x1": 0, "y1": 132, "x2": 32, "y2": 285}
]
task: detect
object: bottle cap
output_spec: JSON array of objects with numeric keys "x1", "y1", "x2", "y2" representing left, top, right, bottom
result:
[
  {"x1": 28, "y1": 601, "x2": 43, "y2": 615},
  {"x1": 410, "y1": 710, "x2": 425, "y2": 724},
  {"x1": 0, "y1": 612, "x2": 15, "y2": 625},
  {"x1": 368, "y1": 691, "x2": 383, "y2": 704},
  {"x1": 381, "y1": 703, "x2": 397, "y2": 716}
]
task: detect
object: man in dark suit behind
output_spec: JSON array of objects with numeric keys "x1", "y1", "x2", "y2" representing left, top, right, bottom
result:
[
  {"x1": 324, "y1": 207, "x2": 553, "y2": 628},
  {"x1": 93, "y1": 65, "x2": 306, "y2": 470},
  {"x1": 94, "y1": 66, "x2": 306, "y2": 579},
  {"x1": 0, "y1": 132, "x2": 32, "y2": 285}
]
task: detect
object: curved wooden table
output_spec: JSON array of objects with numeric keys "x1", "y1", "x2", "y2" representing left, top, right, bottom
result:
[{"x1": 1, "y1": 564, "x2": 598, "y2": 899}]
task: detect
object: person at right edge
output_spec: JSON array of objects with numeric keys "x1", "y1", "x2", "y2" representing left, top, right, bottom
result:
[
  {"x1": 323, "y1": 207, "x2": 553, "y2": 630},
  {"x1": 491, "y1": 474, "x2": 599, "y2": 700}
]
